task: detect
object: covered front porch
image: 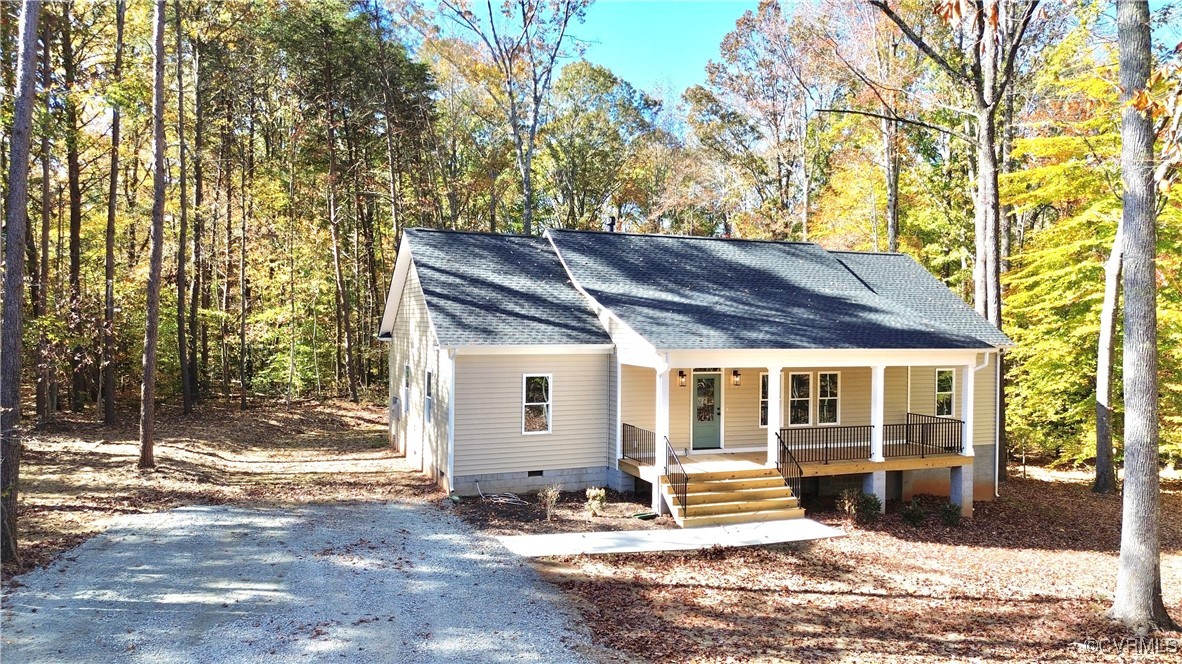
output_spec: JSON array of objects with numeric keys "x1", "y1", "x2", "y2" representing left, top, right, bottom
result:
[{"x1": 614, "y1": 351, "x2": 985, "y2": 526}]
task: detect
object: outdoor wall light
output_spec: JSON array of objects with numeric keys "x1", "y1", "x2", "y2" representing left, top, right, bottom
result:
[
  {"x1": 732, "y1": 369, "x2": 741, "y2": 386},
  {"x1": 678, "y1": 370, "x2": 687, "y2": 387}
]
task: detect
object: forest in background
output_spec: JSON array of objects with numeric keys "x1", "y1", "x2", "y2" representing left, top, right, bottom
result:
[{"x1": 0, "y1": 0, "x2": 1180, "y2": 469}]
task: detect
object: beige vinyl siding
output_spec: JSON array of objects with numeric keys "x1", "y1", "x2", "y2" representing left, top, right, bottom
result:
[
  {"x1": 909, "y1": 366, "x2": 961, "y2": 419},
  {"x1": 906, "y1": 354, "x2": 998, "y2": 445},
  {"x1": 670, "y1": 371, "x2": 690, "y2": 445},
  {"x1": 608, "y1": 351, "x2": 619, "y2": 462},
  {"x1": 722, "y1": 368, "x2": 763, "y2": 448},
  {"x1": 389, "y1": 264, "x2": 449, "y2": 485},
  {"x1": 453, "y1": 353, "x2": 610, "y2": 476},
  {"x1": 621, "y1": 364, "x2": 656, "y2": 431},
  {"x1": 884, "y1": 366, "x2": 908, "y2": 423},
  {"x1": 974, "y1": 355, "x2": 997, "y2": 447}
]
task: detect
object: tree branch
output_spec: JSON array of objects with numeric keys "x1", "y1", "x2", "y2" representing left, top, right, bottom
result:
[
  {"x1": 867, "y1": 0, "x2": 972, "y2": 88},
  {"x1": 816, "y1": 107, "x2": 973, "y2": 143},
  {"x1": 994, "y1": 0, "x2": 1040, "y2": 107}
]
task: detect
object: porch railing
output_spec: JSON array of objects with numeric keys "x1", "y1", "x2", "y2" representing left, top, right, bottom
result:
[
  {"x1": 621, "y1": 423, "x2": 656, "y2": 465},
  {"x1": 778, "y1": 425, "x2": 874, "y2": 464},
  {"x1": 883, "y1": 413, "x2": 963, "y2": 458},
  {"x1": 775, "y1": 431, "x2": 804, "y2": 500},
  {"x1": 664, "y1": 436, "x2": 689, "y2": 519},
  {"x1": 780, "y1": 414, "x2": 964, "y2": 464}
]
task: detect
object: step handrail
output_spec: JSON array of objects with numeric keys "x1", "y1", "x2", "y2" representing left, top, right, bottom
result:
[
  {"x1": 775, "y1": 430, "x2": 804, "y2": 501},
  {"x1": 664, "y1": 436, "x2": 689, "y2": 520}
]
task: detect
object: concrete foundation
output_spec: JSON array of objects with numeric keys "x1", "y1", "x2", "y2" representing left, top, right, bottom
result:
[
  {"x1": 453, "y1": 465, "x2": 617, "y2": 496},
  {"x1": 950, "y1": 463, "x2": 974, "y2": 517},
  {"x1": 862, "y1": 470, "x2": 887, "y2": 514}
]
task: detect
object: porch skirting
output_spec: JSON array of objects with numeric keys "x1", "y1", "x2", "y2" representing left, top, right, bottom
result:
[{"x1": 452, "y1": 464, "x2": 635, "y2": 496}]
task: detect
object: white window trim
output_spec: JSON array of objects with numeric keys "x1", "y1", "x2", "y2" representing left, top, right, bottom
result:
[
  {"x1": 402, "y1": 363, "x2": 411, "y2": 415},
  {"x1": 787, "y1": 372, "x2": 812, "y2": 427},
  {"x1": 522, "y1": 373, "x2": 553, "y2": 436},
  {"x1": 425, "y1": 371, "x2": 434, "y2": 423},
  {"x1": 935, "y1": 367, "x2": 955, "y2": 417},
  {"x1": 758, "y1": 372, "x2": 769, "y2": 428},
  {"x1": 817, "y1": 371, "x2": 841, "y2": 426}
]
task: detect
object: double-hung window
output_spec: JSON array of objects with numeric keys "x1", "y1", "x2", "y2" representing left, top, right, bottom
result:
[
  {"x1": 818, "y1": 372, "x2": 839, "y2": 425},
  {"x1": 758, "y1": 373, "x2": 769, "y2": 427},
  {"x1": 523, "y1": 374, "x2": 552, "y2": 434},
  {"x1": 788, "y1": 373, "x2": 811, "y2": 425},
  {"x1": 936, "y1": 369, "x2": 955, "y2": 417}
]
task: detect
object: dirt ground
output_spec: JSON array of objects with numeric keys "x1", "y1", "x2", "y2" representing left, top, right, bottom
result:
[
  {"x1": 2, "y1": 399, "x2": 441, "y2": 583},
  {"x1": 538, "y1": 466, "x2": 1182, "y2": 663},
  {"x1": 452, "y1": 486, "x2": 676, "y2": 535},
  {"x1": 6, "y1": 404, "x2": 1182, "y2": 662}
]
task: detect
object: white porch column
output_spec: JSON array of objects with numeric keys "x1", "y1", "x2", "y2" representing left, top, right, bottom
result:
[
  {"x1": 653, "y1": 364, "x2": 671, "y2": 513},
  {"x1": 961, "y1": 363, "x2": 975, "y2": 456},
  {"x1": 766, "y1": 366, "x2": 783, "y2": 465},
  {"x1": 869, "y1": 364, "x2": 885, "y2": 462}
]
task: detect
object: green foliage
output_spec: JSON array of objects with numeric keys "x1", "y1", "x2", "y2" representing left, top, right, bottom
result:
[
  {"x1": 900, "y1": 499, "x2": 925, "y2": 527},
  {"x1": 939, "y1": 501, "x2": 962, "y2": 527},
  {"x1": 838, "y1": 488, "x2": 881, "y2": 524}
]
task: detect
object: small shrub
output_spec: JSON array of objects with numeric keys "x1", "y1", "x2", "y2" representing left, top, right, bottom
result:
[
  {"x1": 584, "y1": 486, "x2": 606, "y2": 517},
  {"x1": 900, "y1": 499, "x2": 926, "y2": 526},
  {"x1": 838, "y1": 488, "x2": 881, "y2": 523},
  {"x1": 538, "y1": 484, "x2": 562, "y2": 521},
  {"x1": 940, "y1": 501, "x2": 963, "y2": 527}
]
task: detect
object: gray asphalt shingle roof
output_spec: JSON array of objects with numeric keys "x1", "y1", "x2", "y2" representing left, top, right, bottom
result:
[
  {"x1": 406, "y1": 229, "x2": 610, "y2": 346},
  {"x1": 831, "y1": 251, "x2": 1013, "y2": 348},
  {"x1": 545, "y1": 230, "x2": 1009, "y2": 350}
]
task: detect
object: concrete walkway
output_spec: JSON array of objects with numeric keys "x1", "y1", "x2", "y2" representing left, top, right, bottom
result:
[{"x1": 496, "y1": 518, "x2": 844, "y2": 557}]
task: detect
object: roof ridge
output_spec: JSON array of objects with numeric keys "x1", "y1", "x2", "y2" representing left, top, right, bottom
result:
[
  {"x1": 548, "y1": 228, "x2": 817, "y2": 246},
  {"x1": 407, "y1": 227, "x2": 538, "y2": 240},
  {"x1": 830, "y1": 250, "x2": 907, "y2": 256}
]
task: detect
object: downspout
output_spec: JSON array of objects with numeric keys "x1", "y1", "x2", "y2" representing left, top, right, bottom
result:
[
  {"x1": 446, "y1": 347, "x2": 456, "y2": 493},
  {"x1": 994, "y1": 349, "x2": 1003, "y2": 498},
  {"x1": 968, "y1": 351, "x2": 993, "y2": 497}
]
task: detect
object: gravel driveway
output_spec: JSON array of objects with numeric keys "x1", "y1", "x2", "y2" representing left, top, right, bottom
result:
[{"x1": 1, "y1": 502, "x2": 595, "y2": 663}]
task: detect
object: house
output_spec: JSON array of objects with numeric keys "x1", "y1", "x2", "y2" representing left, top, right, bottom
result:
[{"x1": 378, "y1": 228, "x2": 1012, "y2": 527}]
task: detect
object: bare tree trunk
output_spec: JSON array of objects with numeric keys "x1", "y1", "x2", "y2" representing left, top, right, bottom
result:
[
  {"x1": 174, "y1": 0, "x2": 192, "y2": 414},
  {"x1": 287, "y1": 156, "x2": 296, "y2": 407},
  {"x1": 1109, "y1": 0, "x2": 1176, "y2": 634},
  {"x1": 102, "y1": 0, "x2": 124, "y2": 425},
  {"x1": 190, "y1": 40, "x2": 203, "y2": 401},
  {"x1": 62, "y1": 4, "x2": 85, "y2": 412},
  {"x1": 1, "y1": 0, "x2": 43, "y2": 566},
  {"x1": 1094, "y1": 222, "x2": 1121, "y2": 494},
  {"x1": 884, "y1": 120, "x2": 899, "y2": 253},
  {"x1": 138, "y1": 0, "x2": 166, "y2": 470},
  {"x1": 238, "y1": 109, "x2": 252, "y2": 412},
  {"x1": 322, "y1": 44, "x2": 358, "y2": 402},
  {"x1": 976, "y1": 109, "x2": 1002, "y2": 327},
  {"x1": 35, "y1": 14, "x2": 51, "y2": 427}
]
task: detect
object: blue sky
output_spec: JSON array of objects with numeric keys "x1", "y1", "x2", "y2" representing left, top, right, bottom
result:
[
  {"x1": 573, "y1": 1, "x2": 758, "y2": 97},
  {"x1": 570, "y1": 1, "x2": 1181, "y2": 100}
]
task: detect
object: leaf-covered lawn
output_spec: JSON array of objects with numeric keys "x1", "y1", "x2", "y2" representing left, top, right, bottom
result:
[
  {"x1": 2, "y1": 400, "x2": 441, "y2": 584},
  {"x1": 539, "y1": 467, "x2": 1182, "y2": 662}
]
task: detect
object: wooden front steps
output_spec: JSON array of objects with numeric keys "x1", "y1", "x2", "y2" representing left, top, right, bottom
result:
[{"x1": 661, "y1": 467, "x2": 805, "y2": 528}]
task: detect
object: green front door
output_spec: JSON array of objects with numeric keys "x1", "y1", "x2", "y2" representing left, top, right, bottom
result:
[{"x1": 692, "y1": 373, "x2": 722, "y2": 450}]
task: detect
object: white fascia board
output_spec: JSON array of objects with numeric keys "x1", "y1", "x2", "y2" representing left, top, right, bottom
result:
[
  {"x1": 663, "y1": 348, "x2": 991, "y2": 369},
  {"x1": 446, "y1": 344, "x2": 614, "y2": 356},
  {"x1": 543, "y1": 230, "x2": 661, "y2": 367},
  {"x1": 377, "y1": 237, "x2": 414, "y2": 340}
]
